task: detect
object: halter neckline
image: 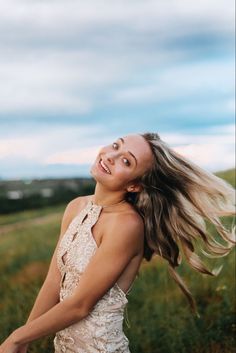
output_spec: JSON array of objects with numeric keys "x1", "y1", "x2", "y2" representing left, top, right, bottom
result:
[{"x1": 90, "y1": 198, "x2": 126, "y2": 209}]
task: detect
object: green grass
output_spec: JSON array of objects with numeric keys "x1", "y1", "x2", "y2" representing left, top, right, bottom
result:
[
  {"x1": 0, "y1": 204, "x2": 65, "y2": 226},
  {"x1": 0, "y1": 213, "x2": 62, "y2": 352},
  {"x1": 215, "y1": 168, "x2": 235, "y2": 188},
  {"x1": 125, "y1": 244, "x2": 235, "y2": 353},
  {"x1": 0, "y1": 169, "x2": 235, "y2": 353}
]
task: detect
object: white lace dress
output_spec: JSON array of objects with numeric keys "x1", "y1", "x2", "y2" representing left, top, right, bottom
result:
[{"x1": 54, "y1": 200, "x2": 132, "y2": 353}]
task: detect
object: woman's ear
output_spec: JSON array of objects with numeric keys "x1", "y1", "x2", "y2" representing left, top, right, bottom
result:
[{"x1": 127, "y1": 184, "x2": 143, "y2": 193}]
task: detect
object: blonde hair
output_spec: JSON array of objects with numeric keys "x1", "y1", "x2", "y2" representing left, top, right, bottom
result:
[{"x1": 127, "y1": 132, "x2": 235, "y2": 314}]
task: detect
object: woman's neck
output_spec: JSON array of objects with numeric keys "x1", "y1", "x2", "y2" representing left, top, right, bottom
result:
[{"x1": 93, "y1": 183, "x2": 126, "y2": 206}]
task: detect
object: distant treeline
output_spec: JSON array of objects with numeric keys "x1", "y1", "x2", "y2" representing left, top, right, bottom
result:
[{"x1": 0, "y1": 177, "x2": 96, "y2": 214}]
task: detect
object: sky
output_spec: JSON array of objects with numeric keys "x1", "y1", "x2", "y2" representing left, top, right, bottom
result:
[{"x1": 0, "y1": 0, "x2": 235, "y2": 180}]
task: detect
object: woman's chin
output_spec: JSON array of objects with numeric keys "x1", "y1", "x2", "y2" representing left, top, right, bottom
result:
[{"x1": 90, "y1": 165, "x2": 105, "y2": 182}]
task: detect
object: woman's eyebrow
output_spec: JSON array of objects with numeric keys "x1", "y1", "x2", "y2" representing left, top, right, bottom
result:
[{"x1": 118, "y1": 137, "x2": 137, "y2": 166}]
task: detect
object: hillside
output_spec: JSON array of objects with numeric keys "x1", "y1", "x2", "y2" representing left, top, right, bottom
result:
[{"x1": 0, "y1": 168, "x2": 235, "y2": 352}]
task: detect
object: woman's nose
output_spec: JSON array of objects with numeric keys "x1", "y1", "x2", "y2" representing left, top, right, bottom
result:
[{"x1": 105, "y1": 152, "x2": 116, "y2": 165}]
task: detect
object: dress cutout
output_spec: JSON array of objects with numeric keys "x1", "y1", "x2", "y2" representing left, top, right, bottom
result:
[{"x1": 54, "y1": 200, "x2": 132, "y2": 353}]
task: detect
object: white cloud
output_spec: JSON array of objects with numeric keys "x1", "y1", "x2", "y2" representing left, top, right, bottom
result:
[
  {"x1": 0, "y1": 137, "x2": 39, "y2": 159},
  {"x1": 0, "y1": 0, "x2": 234, "y2": 35},
  {"x1": 0, "y1": 0, "x2": 234, "y2": 178},
  {"x1": 173, "y1": 143, "x2": 235, "y2": 172},
  {"x1": 169, "y1": 124, "x2": 235, "y2": 172},
  {"x1": 0, "y1": 125, "x2": 102, "y2": 160},
  {"x1": 113, "y1": 60, "x2": 234, "y2": 104},
  {"x1": 0, "y1": 0, "x2": 234, "y2": 115},
  {"x1": 161, "y1": 124, "x2": 235, "y2": 146},
  {"x1": 226, "y1": 98, "x2": 235, "y2": 114},
  {"x1": 0, "y1": 51, "x2": 129, "y2": 114},
  {"x1": 44, "y1": 146, "x2": 101, "y2": 165}
]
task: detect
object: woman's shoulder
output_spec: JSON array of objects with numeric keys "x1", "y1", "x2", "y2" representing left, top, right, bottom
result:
[
  {"x1": 105, "y1": 203, "x2": 144, "y2": 240},
  {"x1": 66, "y1": 195, "x2": 144, "y2": 232},
  {"x1": 113, "y1": 207, "x2": 144, "y2": 232},
  {"x1": 102, "y1": 206, "x2": 144, "y2": 257},
  {"x1": 62, "y1": 194, "x2": 93, "y2": 224}
]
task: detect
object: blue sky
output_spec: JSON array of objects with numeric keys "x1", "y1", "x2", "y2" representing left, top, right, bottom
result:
[{"x1": 0, "y1": 0, "x2": 235, "y2": 180}]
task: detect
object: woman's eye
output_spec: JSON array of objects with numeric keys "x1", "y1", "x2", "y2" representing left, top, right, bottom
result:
[
  {"x1": 123, "y1": 158, "x2": 130, "y2": 166},
  {"x1": 111, "y1": 142, "x2": 130, "y2": 166}
]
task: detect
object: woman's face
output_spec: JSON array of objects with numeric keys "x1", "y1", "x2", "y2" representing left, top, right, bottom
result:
[{"x1": 90, "y1": 134, "x2": 153, "y2": 192}]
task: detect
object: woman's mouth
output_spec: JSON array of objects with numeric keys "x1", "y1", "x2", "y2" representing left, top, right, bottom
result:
[{"x1": 98, "y1": 159, "x2": 111, "y2": 174}]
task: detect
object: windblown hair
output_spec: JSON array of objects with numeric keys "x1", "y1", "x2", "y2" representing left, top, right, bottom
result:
[{"x1": 126, "y1": 132, "x2": 235, "y2": 314}]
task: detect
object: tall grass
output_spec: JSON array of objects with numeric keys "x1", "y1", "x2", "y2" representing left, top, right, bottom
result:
[{"x1": 0, "y1": 204, "x2": 65, "y2": 226}]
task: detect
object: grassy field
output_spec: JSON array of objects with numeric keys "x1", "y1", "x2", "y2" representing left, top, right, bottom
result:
[
  {"x1": 0, "y1": 170, "x2": 235, "y2": 353},
  {"x1": 0, "y1": 204, "x2": 65, "y2": 226}
]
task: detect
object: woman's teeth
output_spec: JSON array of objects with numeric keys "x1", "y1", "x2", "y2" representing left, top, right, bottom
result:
[{"x1": 100, "y1": 160, "x2": 111, "y2": 174}]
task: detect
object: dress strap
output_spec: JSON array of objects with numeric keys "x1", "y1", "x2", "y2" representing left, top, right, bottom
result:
[{"x1": 76, "y1": 200, "x2": 103, "y2": 228}]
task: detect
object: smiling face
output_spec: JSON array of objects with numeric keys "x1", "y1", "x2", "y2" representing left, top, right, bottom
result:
[{"x1": 90, "y1": 134, "x2": 153, "y2": 192}]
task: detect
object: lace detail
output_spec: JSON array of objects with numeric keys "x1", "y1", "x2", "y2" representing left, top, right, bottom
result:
[{"x1": 54, "y1": 200, "x2": 131, "y2": 353}]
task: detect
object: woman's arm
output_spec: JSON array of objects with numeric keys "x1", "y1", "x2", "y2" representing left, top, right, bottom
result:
[
  {"x1": 24, "y1": 199, "x2": 77, "y2": 323},
  {"x1": 16, "y1": 280, "x2": 60, "y2": 353},
  {"x1": 0, "y1": 198, "x2": 86, "y2": 353},
  {"x1": 6, "y1": 212, "x2": 143, "y2": 347},
  {"x1": 24, "y1": 262, "x2": 61, "y2": 324}
]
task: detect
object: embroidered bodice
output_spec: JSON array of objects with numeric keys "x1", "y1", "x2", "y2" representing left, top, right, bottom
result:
[{"x1": 54, "y1": 200, "x2": 132, "y2": 353}]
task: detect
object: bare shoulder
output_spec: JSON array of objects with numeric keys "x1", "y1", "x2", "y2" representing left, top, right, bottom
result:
[
  {"x1": 103, "y1": 206, "x2": 144, "y2": 257},
  {"x1": 59, "y1": 194, "x2": 93, "y2": 238},
  {"x1": 112, "y1": 208, "x2": 144, "y2": 233},
  {"x1": 66, "y1": 194, "x2": 93, "y2": 217}
]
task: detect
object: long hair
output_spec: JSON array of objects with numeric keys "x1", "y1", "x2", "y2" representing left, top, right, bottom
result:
[{"x1": 126, "y1": 132, "x2": 235, "y2": 314}]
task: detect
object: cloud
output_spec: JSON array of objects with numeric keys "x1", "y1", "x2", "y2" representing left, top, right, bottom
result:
[
  {"x1": 0, "y1": 0, "x2": 234, "y2": 116},
  {"x1": 44, "y1": 146, "x2": 101, "y2": 165},
  {"x1": 174, "y1": 143, "x2": 235, "y2": 172},
  {"x1": 1, "y1": 0, "x2": 234, "y2": 39},
  {"x1": 0, "y1": 137, "x2": 39, "y2": 159},
  {"x1": 226, "y1": 98, "x2": 235, "y2": 114},
  {"x1": 0, "y1": 51, "x2": 128, "y2": 114},
  {"x1": 0, "y1": 0, "x2": 234, "y2": 178},
  {"x1": 161, "y1": 124, "x2": 235, "y2": 145},
  {"x1": 113, "y1": 59, "x2": 234, "y2": 104},
  {"x1": 0, "y1": 124, "x2": 103, "y2": 160},
  {"x1": 169, "y1": 124, "x2": 235, "y2": 172}
]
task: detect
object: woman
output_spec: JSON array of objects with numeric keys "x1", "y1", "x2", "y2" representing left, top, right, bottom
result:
[{"x1": 0, "y1": 132, "x2": 235, "y2": 353}]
